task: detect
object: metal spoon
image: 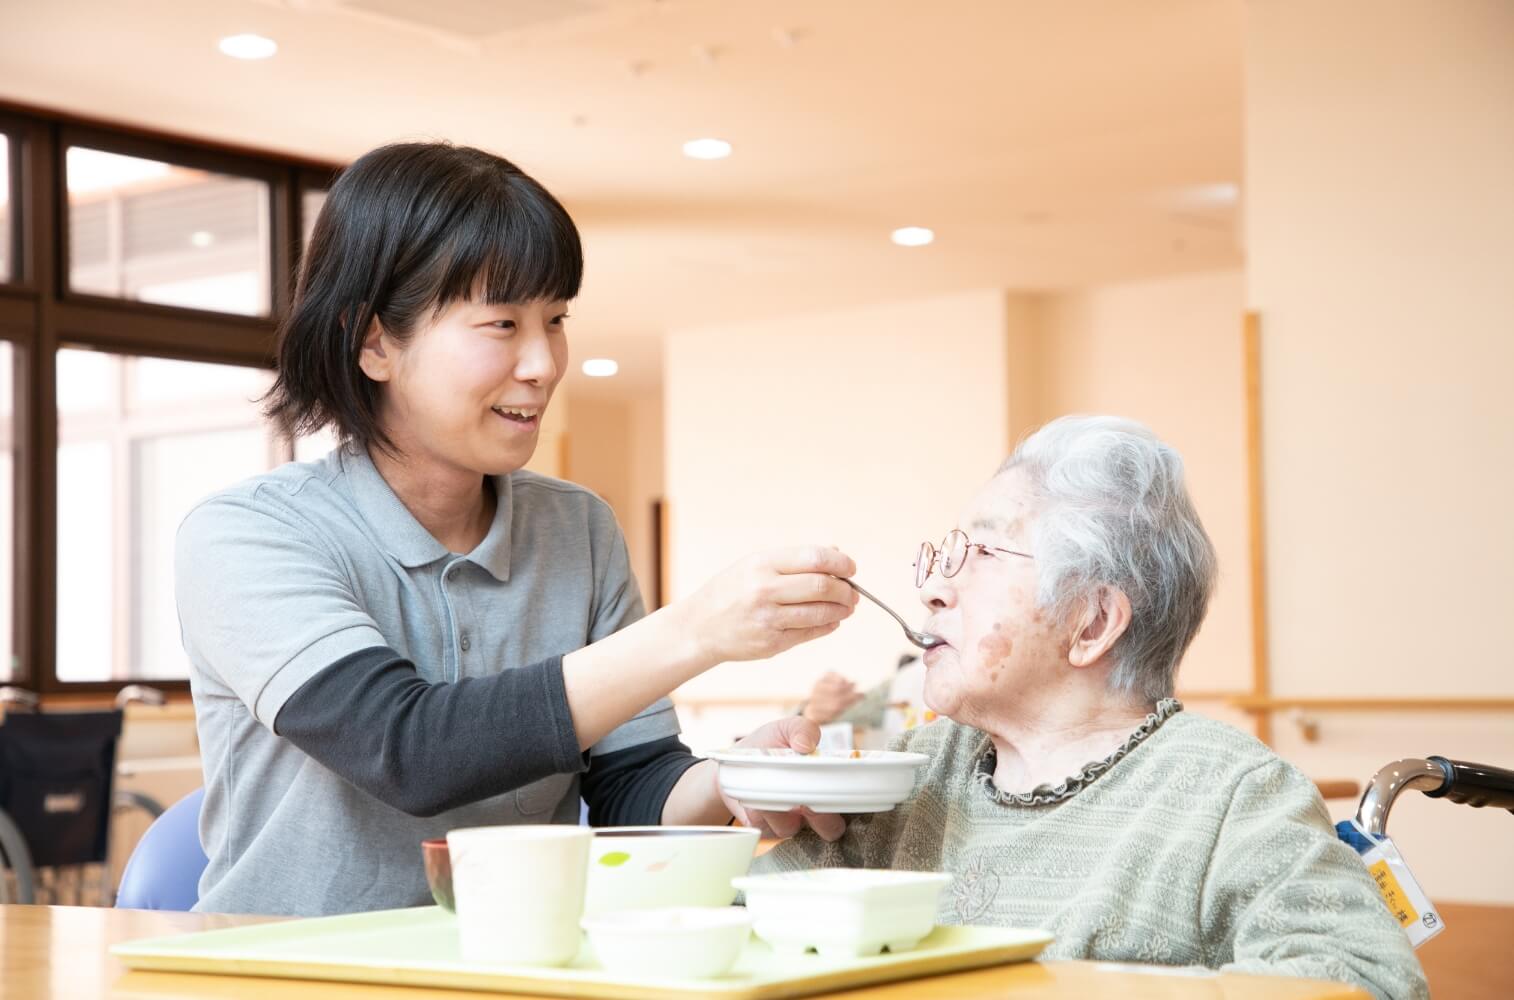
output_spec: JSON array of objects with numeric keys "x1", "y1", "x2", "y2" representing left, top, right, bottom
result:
[{"x1": 843, "y1": 579, "x2": 946, "y2": 650}]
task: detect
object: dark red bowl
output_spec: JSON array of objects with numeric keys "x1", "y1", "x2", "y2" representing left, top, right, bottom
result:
[{"x1": 421, "y1": 838, "x2": 454, "y2": 912}]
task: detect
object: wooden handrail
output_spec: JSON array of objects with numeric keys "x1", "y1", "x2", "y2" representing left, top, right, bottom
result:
[
  {"x1": 0, "y1": 693, "x2": 196, "y2": 723},
  {"x1": 1313, "y1": 780, "x2": 1362, "y2": 800},
  {"x1": 1229, "y1": 696, "x2": 1514, "y2": 713},
  {"x1": 674, "y1": 693, "x2": 1514, "y2": 721},
  {"x1": 671, "y1": 691, "x2": 1258, "y2": 715},
  {"x1": 1172, "y1": 690, "x2": 1253, "y2": 701},
  {"x1": 673, "y1": 696, "x2": 796, "y2": 709}
]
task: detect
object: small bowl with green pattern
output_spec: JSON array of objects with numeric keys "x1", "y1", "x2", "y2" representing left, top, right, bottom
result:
[{"x1": 584, "y1": 826, "x2": 760, "y2": 917}]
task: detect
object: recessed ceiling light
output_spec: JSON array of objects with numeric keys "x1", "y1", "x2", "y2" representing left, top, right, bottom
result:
[
  {"x1": 582, "y1": 358, "x2": 619, "y2": 377},
  {"x1": 189, "y1": 230, "x2": 215, "y2": 248},
  {"x1": 890, "y1": 226, "x2": 934, "y2": 247},
  {"x1": 682, "y1": 138, "x2": 732, "y2": 160},
  {"x1": 219, "y1": 34, "x2": 278, "y2": 60}
]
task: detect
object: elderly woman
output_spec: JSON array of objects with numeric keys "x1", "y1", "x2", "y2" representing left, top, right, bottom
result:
[{"x1": 754, "y1": 416, "x2": 1426, "y2": 1000}]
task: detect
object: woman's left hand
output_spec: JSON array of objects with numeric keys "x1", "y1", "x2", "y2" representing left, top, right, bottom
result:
[{"x1": 722, "y1": 716, "x2": 848, "y2": 841}]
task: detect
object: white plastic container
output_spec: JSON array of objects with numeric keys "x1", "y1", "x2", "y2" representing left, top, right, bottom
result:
[
  {"x1": 706, "y1": 748, "x2": 930, "y2": 813},
  {"x1": 732, "y1": 868, "x2": 952, "y2": 958},
  {"x1": 580, "y1": 906, "x2": 752, "y2": 980}
]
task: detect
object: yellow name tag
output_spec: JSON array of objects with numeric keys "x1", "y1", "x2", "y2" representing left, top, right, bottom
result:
[
  {"x1": 1351, "y1": 827, "x2": 1443, "y2": 948},
  {"x1": 1369, "y1": 859, "x2": 1419, "y2": 928}
]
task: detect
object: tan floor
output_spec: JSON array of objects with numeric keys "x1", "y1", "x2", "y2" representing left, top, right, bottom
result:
[{"x1": 1418, "y1": 903, "x2": 1514, "y2": 1000}]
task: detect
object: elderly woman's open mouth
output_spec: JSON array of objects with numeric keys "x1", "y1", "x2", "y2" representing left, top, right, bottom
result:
[
  {"x1": 921, "y1": 633, "x2": 952, "y2": 665},
  {"x1": 914, "y1": 617, "x2": 950, "y2": 656}
]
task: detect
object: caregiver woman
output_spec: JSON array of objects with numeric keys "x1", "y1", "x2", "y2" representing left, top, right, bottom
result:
[{"x1": 175, "y1": 142, "x2": 858, "y2": 917}]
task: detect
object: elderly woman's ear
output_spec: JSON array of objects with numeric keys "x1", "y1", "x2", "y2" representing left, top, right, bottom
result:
[{"x1": 1066, "y1": 587, "x2": 1133, "y2": 669}]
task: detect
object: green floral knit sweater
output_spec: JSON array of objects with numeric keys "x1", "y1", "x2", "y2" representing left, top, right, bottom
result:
[{"x1": 753, "y1": 702, "x2": 1427, "y2": 1000}]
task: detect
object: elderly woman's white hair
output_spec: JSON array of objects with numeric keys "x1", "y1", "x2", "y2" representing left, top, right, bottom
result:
[{"x1": 1001, "y1": 415, "x2": 1217, "y2": 702}]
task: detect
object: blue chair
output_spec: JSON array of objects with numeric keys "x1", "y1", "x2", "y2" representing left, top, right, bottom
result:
[
  {"x1": 115, "y1": 787, "x2": 207, "y2": 911},
  {"x1": 115, "y1": 789, "x2": 590, "y2": 910}
]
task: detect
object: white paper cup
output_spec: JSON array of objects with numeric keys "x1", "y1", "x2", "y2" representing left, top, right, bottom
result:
[{"x1": 446, "y1": 825, "x2": 592, "y2": 966}]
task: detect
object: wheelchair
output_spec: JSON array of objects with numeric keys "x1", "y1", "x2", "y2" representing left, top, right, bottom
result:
[{"x1": 0, "y1": 685, "x2": 168, "y2": 905}]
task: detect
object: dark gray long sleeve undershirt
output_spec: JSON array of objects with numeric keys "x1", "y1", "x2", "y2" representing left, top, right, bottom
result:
[{"x1": 273, "y1": 645, "x2": 702, "y2": 822}]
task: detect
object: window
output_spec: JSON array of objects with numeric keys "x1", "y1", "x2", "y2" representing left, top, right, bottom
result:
[
  {"x1": 0, "y1": 343, "x2": 12, "y2": 682},
  {"x1": 295, "y1": 424, "x2": 341, "y2": 463},
  {"x1": 0, "y1": 110, "x2": 337, "y2": 694},
  {"x1": 291, "y1": 187, "x2": 339, "y2": 463},
  {"x1": 65, "y1": 146, "x2": 272, "y2": 317},
  {"x1": 55, "y1": 350, "x2": 285, "y2": 682},
  {"x1": 0, "y1": 132, "x2": 10, "y2": 282},
  {"x1": 302, "y1": 188, "x2": 327, "y2": 247}
]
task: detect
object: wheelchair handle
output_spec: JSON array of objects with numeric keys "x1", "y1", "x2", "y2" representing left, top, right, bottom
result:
[
  {"x1": 1424, "y1": 756, "x2": 1514, "y2": 813},
  {"x1": 1355, "y1": 756, "x2": 1514, "y2": 837}
]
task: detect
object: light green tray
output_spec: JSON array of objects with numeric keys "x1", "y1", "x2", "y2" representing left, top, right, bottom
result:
[{"x1": 112, "y1": 906, "x2": 1053, "y2": 1000}]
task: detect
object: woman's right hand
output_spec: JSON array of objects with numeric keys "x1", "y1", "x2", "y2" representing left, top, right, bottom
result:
[{"x1": 672, "y1": 546, "x2": 859, "y2": 668}]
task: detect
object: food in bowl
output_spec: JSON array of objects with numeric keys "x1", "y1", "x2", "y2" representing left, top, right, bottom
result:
[
  {"x1": 581, "y1": 906, "x2": 752, "y2": 979},
  {"x1": 420, "y1": 838, "x2": 453, "y2": 911},
  {"x1": 732, "y1": 868, "x2": 952, "y2": 957},
  {"x1": 585, "y1": 826, "x2": 760, "y2": 916},
  {"x1": 707, "y1": 748, "x2": 930, "y2": 813}
]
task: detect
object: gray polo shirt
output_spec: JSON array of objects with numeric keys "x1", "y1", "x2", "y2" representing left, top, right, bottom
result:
[{"x1": 175, "y1": 444, "x2": 679, "y2": 916}]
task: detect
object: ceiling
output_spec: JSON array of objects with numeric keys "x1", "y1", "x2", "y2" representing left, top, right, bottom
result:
[{"x1": 0, "y1": 0, "x2": 1244, "y2": 400}]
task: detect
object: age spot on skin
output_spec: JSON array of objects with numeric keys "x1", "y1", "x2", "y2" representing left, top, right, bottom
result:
[{"x1": 976, "y1": 619, "x2": 1015, "y2": 678}]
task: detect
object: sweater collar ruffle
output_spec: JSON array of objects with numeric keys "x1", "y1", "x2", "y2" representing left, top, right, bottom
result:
[{"x1": 971, "y1": 698, "x2": 1183, "y2": 806}]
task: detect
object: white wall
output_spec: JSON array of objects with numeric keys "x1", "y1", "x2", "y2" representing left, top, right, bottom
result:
[
  {"x1": 1247, "y1": 0, "x2": 1514, "y2": 903},
  {"x1": 1036, "y1": 271, "x2": 1252, "y2": 700},
  {"x1": 664, "y1": 291, "x2": 1011, "y2": 748},
  {"x1": 567, "y1": 394, "x2": 665, "y2": 612}
]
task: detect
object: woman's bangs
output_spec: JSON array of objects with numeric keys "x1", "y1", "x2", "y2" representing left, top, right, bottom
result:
[{"x1": 433, "y1": 186, "x2": 582, "y2": 309}]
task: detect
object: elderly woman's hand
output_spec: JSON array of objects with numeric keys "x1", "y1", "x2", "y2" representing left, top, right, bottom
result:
[
  {"x1": 722, "y1": 716, "x2": 848, "y2": 842},
  {"x1": 674, "y1": 547, "x2": 859, "y2": 668}
]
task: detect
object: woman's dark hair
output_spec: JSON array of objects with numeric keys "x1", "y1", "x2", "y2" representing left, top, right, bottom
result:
[{"x1": 264, "y1": 141, "x2": 582, "y2": 452}]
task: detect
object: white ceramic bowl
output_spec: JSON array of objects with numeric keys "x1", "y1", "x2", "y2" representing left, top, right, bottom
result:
[
  {"x1": 584, "y1": 826, "x2": 760, "y2": 916},
  {"x1": 581, "y1": 906, "x2": 752, "y2": 980},
  {"x1": 706, "y1": 748, "x2": 930, "y2": 813},
  {"x1": 731, "y1": 868, "x2": 952, "y2": 958}
]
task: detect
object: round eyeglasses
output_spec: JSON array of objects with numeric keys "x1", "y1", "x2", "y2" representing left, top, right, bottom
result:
[{"x1": 914, "y1": 529, "x2": 1032, "y2": 588}]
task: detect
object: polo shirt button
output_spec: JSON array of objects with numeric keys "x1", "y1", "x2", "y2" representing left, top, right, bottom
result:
[{"x1": 460, "y1": 635, "x2": 471, "y2": 651}]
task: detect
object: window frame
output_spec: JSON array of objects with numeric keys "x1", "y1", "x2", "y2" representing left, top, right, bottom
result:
[{"x1": 0, "y1": 100, "x2": 341, "y2": 695}]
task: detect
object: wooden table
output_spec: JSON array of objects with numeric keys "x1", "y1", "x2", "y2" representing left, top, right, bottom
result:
[{"x1": 2, "y1": 904, "x2": 1369, "y2": 999}]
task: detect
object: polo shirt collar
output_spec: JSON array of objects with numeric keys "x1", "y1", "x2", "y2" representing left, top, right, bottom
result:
[
  {"x1": 468, "y1": 474, "x2": 514, "y2": 582},
  {"x1": 342, "y1": 445, "x2": 449, "y2": 568},
  {"x1": 343, "y1": 445, "x2": 514, "y2": 579}
]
